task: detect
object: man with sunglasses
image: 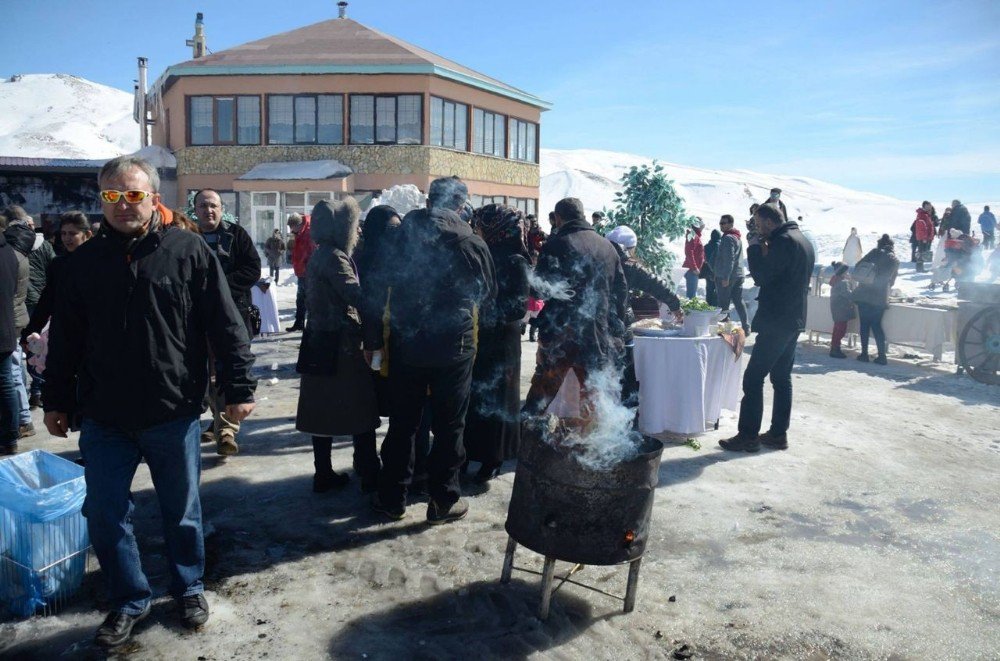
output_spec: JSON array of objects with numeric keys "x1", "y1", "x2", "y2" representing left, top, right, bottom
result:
[{"x1": 43, "y1": 156, "x2": 256, "y2": 647}]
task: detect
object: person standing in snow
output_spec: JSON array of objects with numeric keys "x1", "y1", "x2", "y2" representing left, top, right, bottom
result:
[
  {"x1": 294, "y1": 198, "x2": 380, "y2": 494},
  {"x1": 682, "y1": 220, "x2": 706, "y2": 298},
  {"x1": 0, "y1": 212, "x2": 21, "y2": 455},
  {"x1": 522, "y1": 198, "x2": 628, "y2": 418},
  {"x1": 286, "y1": 212, "x2": 316, "y2": 332},
  {"x1": 852, "y1": 235, "x2": 899, "y2": 365},
  {"x1": 765, "y1": 188, "x2": 789, "y2": 222},
  {"x1": 842, "y1": 227, "x2": 863, "y2": 267},
  {"x1": 720, "y1": 203, "x2": 815, "y2": 453},
  {"x1": 43, "y1": 156, "x2": 256, "y2": 647},
  {"x1": 703, "y1": 229, "x2": 722, "y2": 307},
  {"x1": 828, "y1": 262, "x2": 855, "y2": 359},
  {"x1": 712, "y1": 214, "x2": 750, "y2": 333},
  {"x1": 913, "y1": 202, "x2": 936, "y2": 272},
  {"x1": 264, "y1": 229, "x2": 286, "y2": 283},
  {"x1": 978, "y1": 205, "x2": 996, "y2": 251},
  {"x1": 2, "y1": 214, "x2": 34, "y2": 440},
  {"x1": 194, "y1": 189, "x2": 261, "y2": 457},
  {"x1": 949, "y1": 200, "x2": 971, "y2": 236},
  {"x1": 22, "y1": 214, "x2": 55, "y2": 409},
  {"x1": 364, "y1": 176, "x2": 496, "y2": 524}
]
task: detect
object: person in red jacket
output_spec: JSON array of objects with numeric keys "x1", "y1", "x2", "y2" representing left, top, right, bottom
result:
[
  {"x1": 913, "y1": 201, "x2": 936, "y2": 273},
  {"x1": 286, "y1": 213, "x2": 316, "y2": 332},
  {"x1": 682, "y1": 220, "x2": 706, "y2": 298}
]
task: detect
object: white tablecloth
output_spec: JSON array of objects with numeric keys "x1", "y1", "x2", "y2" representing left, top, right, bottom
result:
[
  {"x1": 251, "y1": 283, "x2": 281, "y2": 335},
  {"x1": 805, "y1": 295, "x2": 956, "y2": 359},
  {"x1": 633, "y1": 335, "x2": 743, "y2": 435}
]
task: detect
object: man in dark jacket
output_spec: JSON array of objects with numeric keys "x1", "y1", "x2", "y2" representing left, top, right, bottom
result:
[
  {"x1": 24, "y1": 219, "x2": 54, "y2": 408},
  {"x1": 364, "y1": 176, "x2": 496, "y2": 523},
  {"x1": 3, "y1": 220, "x2": 34, "y2": 437},
  {"x1": 0, "y1": 228, "x2": 20, "y2": 454},
  {"x1": 194, "y1": 189, "x2": 262, "y2": 456},
  {"x1": 720, "y1": 203, "x2": 815, "y2": 453},
  {"x1": 949, "y1": 199, "x2": 972, "y2": 236},
  {"x1": 43, "y1": 156, "x2": 256, "y2": 647},
  {"x1": 712, "y1": 214, "x2": 750, "y2": 333},
  {"x1": 522, "y1": 197, "x2": 629, "y2": 418}
]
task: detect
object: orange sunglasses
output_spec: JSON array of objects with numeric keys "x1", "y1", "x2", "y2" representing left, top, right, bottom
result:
[{"x1": 100, "y1": 189, "x2": 155, "y2": 204}]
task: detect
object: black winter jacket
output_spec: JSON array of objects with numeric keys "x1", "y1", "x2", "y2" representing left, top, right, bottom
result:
[
  {"x1": 535, "y1": 217, "x2": 628, "y2": 366},
  {"x1": 201, "y1": 221, "x2": 261, "y2": 325},
  {"x1": 950, "y1": 204, "x2": 972, "y2": 236},
  {"x1": 851, "y1": 248, "x2": 899, "y2": 308},
  {"x1": 4, "y1": 223, "x2": 34, "y2": 333},
  {"x1": 747, "y1": 221, "x2": 816, "y2": 334},
  {"x1": 0, "y1": 235, "x2": 18, "y2": 354},
  {"x1": 22, "y1": 252, "x2": 74, "y2": 342},
  {"x1": 43, "y1": 222, "x2": 256, "y2": 431},
  {"x1": 26, "y1": 235, "x2": 55, "y2": 309},
  {"x1": 364, "y1": 207, "x2": 496, "y2": 367}
]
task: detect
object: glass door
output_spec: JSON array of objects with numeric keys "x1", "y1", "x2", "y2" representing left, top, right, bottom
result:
[{"x1": 250, "y1": 192, "x2": 280, "y2": 245}]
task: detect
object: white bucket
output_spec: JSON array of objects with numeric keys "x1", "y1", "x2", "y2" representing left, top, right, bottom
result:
[{"x1": 682, "y1": 310, "x2": 718, "y2": 337}]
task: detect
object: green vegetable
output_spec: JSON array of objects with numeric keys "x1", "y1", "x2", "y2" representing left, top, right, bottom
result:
[
  {"x1": 681, "y1": 297, "x2": 716, "y2": 312},
  {"x1": 684, "y1": 438, "x2": 701, "y2": 451}
]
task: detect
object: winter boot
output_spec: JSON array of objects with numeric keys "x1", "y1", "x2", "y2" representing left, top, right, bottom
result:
[{"x1": 216, "y1": 430, "x2": 239, "y2": 456}]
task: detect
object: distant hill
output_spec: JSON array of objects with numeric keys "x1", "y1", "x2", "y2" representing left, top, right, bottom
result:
[{"x1": 0, "y1": 73, "x2": 139, "y2": 158}]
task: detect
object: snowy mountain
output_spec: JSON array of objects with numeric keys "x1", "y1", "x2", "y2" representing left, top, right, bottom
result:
[
  {"x1": 0, "y1": 73, "x2": 140, "y2": 158},
  {"x1": 540, "y1": 148, "x2": 928, "y2": 263}
]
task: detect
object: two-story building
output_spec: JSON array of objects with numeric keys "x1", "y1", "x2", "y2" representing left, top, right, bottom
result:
[{"x1": 146, "y1": 7, "x2": 550, "y2": 243}]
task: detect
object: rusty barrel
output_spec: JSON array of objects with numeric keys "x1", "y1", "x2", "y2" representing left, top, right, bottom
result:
[{"x1": 505, "y1": 423, "x2": 664, "y2": 565}]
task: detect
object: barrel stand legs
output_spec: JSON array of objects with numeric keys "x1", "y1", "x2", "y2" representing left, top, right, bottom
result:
[
  {"x1": 500, "y1": 537, "x2": 517, "y2": 584},
  {"x1": 624, "y1": 558, "x2": 642, "y2": 613},
  {"x1": 538, "y1": 557, "x2": 557, "y2": 620}
]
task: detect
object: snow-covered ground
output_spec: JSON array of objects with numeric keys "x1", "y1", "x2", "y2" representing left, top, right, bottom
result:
[
  {"x1": 2, "y1": 281, "x2": 997, "y2": 658},
  {"x1": 0, "y1": 74, "x2": 138, "y2": 158}
]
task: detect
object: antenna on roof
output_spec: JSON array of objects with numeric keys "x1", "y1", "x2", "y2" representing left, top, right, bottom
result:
[{"x1": 338, "y1": 1, "x2": 348, "y2": 19}]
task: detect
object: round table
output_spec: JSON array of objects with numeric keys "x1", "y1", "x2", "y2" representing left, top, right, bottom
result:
[{"x1": 632, "y1": 334, "x2": 743, "y2": 435}]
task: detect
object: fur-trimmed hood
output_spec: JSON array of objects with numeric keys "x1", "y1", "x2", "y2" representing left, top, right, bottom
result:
[{"x1": 311, "y1": 198, "x2": 360, "y2": 254}]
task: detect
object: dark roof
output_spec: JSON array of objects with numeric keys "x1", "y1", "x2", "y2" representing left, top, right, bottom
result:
[
  {"x1": 0, "y1": 156, "x2": 108, "y2": 170},
  {"x1": 157, "y1": 18, "x2": 549, "y2": 109}
]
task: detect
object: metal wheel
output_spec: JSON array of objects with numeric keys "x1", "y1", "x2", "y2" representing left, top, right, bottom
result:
[{"x1": 959, "y1": 306, "x2": 1000, "y2": 385}]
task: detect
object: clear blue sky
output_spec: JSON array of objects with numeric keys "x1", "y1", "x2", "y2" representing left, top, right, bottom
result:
[{"x1": 2, "y1": 0, "x2": 997, "y2": 203}]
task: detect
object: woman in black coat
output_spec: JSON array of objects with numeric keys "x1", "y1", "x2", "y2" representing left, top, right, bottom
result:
[
  {"x1": 295, "y1": 198, "x2": 380, "y2": 492},
  {"x1": 852, "y1": 234, "x2": 899, "y2": 365},
  {"x1": 464, "y1": 204, "x2": 530, "y2": 483}
]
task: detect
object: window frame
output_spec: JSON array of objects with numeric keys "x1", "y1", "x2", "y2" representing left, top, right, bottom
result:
[
  {"x1": 472, "y1": 107, "x2": 508, "y2": 158},
  {"x1": 349, "y1": 93, "x2": 424, "y2": 146},
  {"x1": 187, "y1": 95, "x2": 262, "y2": 147},
  {"x1": 508, "y1": 117, "x2": 539, "y2": 163},
  {"x1": 429, "y1": 95, "x2": 469, "y2": 151},
  {"x1": 266, "y1": 93, "x2": 345, "y2": 146}
]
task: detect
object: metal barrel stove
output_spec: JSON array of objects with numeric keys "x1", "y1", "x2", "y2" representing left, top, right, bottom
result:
[{"x1": 500, "y1": 421, "x2": 664, "y2": 618}]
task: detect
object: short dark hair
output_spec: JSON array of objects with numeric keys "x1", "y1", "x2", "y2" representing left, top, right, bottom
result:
[
  {"x1": 749, "y1": 203, "x2": 760, "y2": 214},
  {"x1": 427, "y1": 176, "x2": 468, "y2": 211},
  {"x1": 548, "y1": 211, "x2": 556, "y2": 221},
  {"x1": 194, "y1": 189, "x2": 222, "y2": 206},
  {"x1": 554, "y1": 198, "x2": 585, "y2": 221},
  {"x1": 755, "y1": 203, "x2": 784, "y2": 226},
  {"x1": 59, "y1": 210, "x2": 91, "y2": 232},
  {"x1": 720, "y1": 214, "x2": 735, "y2": 225}
]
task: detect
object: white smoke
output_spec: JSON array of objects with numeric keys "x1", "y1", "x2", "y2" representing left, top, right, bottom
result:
[{"x1": 526, "y1": 266, "x2": 575, "y2": 301}]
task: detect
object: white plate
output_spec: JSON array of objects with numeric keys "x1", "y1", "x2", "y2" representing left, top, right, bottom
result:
[{"x1": 633, "y1": 327, "x2": 683, "y2": 337}]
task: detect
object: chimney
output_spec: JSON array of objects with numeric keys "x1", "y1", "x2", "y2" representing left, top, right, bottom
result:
[
  {"x1": 185, "y1": 12, "x2": 206, "y2": 58},
  {"x1": 136, "y1": 57, "x2": 149, "y2": 147},
  {"x1": 338, "y1": 2, "x2": 348, "y2": 19}
]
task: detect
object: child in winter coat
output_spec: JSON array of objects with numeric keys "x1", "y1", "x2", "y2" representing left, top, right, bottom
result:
[{"x1": 828, "y1": 262, "x2": 855, "y2": 358}]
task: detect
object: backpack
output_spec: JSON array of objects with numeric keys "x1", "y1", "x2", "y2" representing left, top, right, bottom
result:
[{"x1": 853, "y1": 261, "x2": 877, "y2": 286}]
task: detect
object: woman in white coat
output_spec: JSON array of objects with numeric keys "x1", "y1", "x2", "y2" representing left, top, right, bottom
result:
[{"x1": 842, "y1": 227, "x2": 863, "y2": 267}]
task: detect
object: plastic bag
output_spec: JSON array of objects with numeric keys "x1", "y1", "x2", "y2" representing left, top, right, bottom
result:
[{"x1": 0, "y1": 450, "x2": 86, "y2": 523}]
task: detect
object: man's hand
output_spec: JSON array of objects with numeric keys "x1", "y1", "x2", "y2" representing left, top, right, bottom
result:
[
  {"x1": 720, "y1": 279, "x2": 730, "y2": 288},
  {"x1": 45, "y1": 412, "x2": 70, "y2": 438},
  {"x1": 225, "y1": 402, "x2": 255, "y2": 423},
  {"x1": 671, "y1": 309, "x2": 684, "y2": 324}
]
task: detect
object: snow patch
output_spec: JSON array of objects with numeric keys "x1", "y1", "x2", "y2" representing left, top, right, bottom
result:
[{"x1": 238, "y1": 159, "x2": 352, "y2": 180}]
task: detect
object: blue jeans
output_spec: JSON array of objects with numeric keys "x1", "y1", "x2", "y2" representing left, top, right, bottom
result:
[
  {"x1": 737, "y1": 329, "x2": 799, "y2": 438},
  {"x1": 10, "y1": 347, "x2": 29, "y2": 426},
  {"x1": 79, "y1": 416, "x2": 204, "y2": 615},
  {"x1": 0, "y1": 352, "x2": 19, "y2": 446},
  {"x1": 684, "y1": 270, "x2": 700, "y2": 299}
]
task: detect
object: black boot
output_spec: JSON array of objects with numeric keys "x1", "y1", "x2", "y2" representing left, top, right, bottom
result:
[
  {"x1": 352, "y1": 430, "x2": 380, "y2": 494},
  {"x1": 312, "y1": 437, "x2": 348, "y2": 492}
]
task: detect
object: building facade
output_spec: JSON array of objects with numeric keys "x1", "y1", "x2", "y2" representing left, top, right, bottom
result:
[{"x1": 147, "y1": 13, "x2": 549, "y2": 243}]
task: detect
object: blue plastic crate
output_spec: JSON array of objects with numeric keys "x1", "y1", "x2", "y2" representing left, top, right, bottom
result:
[{"x1": 0, "y1": 450, "x2": 90, "y2": 617}]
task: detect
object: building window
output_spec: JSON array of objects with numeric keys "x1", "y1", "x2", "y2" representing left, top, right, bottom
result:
[
  {"x1": 268, "y1": 94, "x2": 344, "y2": 145},
  {"x1": 509, "y1": 118, "x2": 537, "y2": 163},
  {"x1": 189, "y1": 96, "x2": 260, "y2": 146},
  {"x1": 472, "y1": 109, "x2": 506, "y2": 157},
  {"x1": 430, "y1": 97, "x2": 468, "y2": 150},
  {"x1": 469, "y1": 194, "x2": 508, "y2": 208},
  {"x1": 509, "y1": 197, "x2": 538, "y2": 216},
  {"x1": 350, "y1": 94, "x2": 422, "y2": 145}
]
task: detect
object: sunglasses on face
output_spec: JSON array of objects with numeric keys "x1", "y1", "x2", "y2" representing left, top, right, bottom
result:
[{"x1": 100, "y1": 190, "x2": 155, "y2": 204}]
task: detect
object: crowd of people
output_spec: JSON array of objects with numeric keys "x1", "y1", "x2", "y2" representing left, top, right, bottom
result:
[
  {"x1": 903, "y1": 199, "x2": 995, "y2": 291},
  {"x1": 4, "y1": 152, "x2": 992, "y2": 648}
]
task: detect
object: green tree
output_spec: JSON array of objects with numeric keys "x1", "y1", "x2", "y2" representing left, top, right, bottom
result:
[{"x1": 602, "y1": 161, "x2": 696, "y2": 278}]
